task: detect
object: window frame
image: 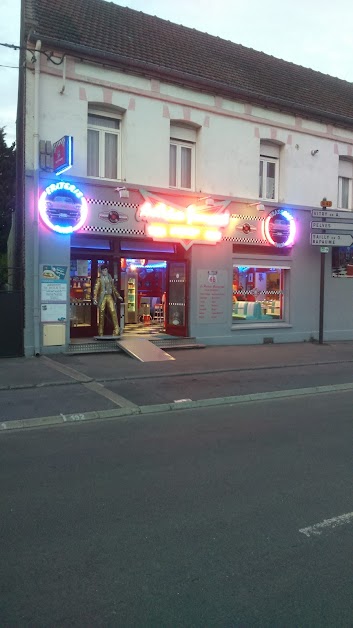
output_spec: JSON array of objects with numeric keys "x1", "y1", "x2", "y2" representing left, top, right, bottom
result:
[
  {"x1": 232, "y1": 263, "x2": 288, "y2": 325},
  {"x1": 87, "y1": 111, "x2": 122, "y2": 181},
  {"x1": 259, "y1": 155, "x2": 279, "y2": 201},
  {"x1": 169, "y1": 139, "x2": 195, "y2": 191},
  {"x1": 338, "y1": 175, "x2": 352, "y2": 210}
]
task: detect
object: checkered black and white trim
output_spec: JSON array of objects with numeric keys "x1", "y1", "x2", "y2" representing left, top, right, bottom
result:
[
  {"x1": 231, "y1": 214, "x2": 264, "y2": 221},
  {"x1": 81, "y1": 225, "x2": 145, "y2": 236},
  {"x1": 222, "y1": 236, "x2": 267, "y2": 244},
  {"x1": 86, "y1": 198, "x2": 139, "y2": 210}
]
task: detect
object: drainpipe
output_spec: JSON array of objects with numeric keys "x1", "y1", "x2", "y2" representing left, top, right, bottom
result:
[{"x1": 33, "y1": 40, "x2": 41, "y2": 355}]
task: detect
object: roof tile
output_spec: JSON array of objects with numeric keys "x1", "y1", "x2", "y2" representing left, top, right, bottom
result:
[{"x1": 26, "y1": 0, "x2": 353, "y2": 126}]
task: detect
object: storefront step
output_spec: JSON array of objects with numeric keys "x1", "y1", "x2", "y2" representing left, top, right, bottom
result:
[
  {"x1": 150, "y1": 337, "x2": 205, "y2": 350},
  {"x1": 65, "y1": 341, "x2": 122, "y2": 355},
  {"x1": 65, "y1": 337, "x2": 204, "y2": 355}
]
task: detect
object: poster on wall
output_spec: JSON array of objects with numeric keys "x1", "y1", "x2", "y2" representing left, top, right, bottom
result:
[
  {"x1": 197, "y1": 270, "x2": 228, "y2": 324},
  {"x1": 332, "y1": 246, "x2": 353, "y2": 277},
  {"x1": 40, "y1": 303, "x2": 67, "y2": 322},
  {"x1": 41, "y1": 281, "x2": 67, "y2": 302},
  {"x1": 40, "y1": 265, "x2": 68, "y2": 281}
]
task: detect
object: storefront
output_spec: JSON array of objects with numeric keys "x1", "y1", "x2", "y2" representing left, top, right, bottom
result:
[{"x1": 28, "y1": 173, "x2": 307, "y2": 355}]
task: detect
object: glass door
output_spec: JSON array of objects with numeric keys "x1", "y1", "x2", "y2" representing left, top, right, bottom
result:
[
  {"x1": 165, "y1": 261, "x2": 188, "y2": 337},
  {"x1": 70, "y1": 258, "x2": 97, "y2": 338},
  {"x1": 70, "y1": 257, "x2": 117, "y2": 338}
]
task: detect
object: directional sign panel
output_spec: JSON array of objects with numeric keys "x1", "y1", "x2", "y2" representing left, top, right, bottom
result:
[
  {"x1": 311, "y1": 221, "x2": 353, "y2": 231},
  {"x1": 312, "y1": 209, "x2": 353, "y2": 219},
  {"x1": 311, "y1": 233, "x2": 353, "y2": 246}
]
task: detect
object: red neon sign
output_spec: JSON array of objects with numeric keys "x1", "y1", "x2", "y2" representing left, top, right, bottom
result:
[{"x1": 138, "y1": 201, "x2": 230, "y2": 244}]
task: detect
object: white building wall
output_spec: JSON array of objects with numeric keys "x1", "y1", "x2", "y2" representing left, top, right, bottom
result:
[{"x1": 22, "y1": 52, "x2": 353, "y2": 353}]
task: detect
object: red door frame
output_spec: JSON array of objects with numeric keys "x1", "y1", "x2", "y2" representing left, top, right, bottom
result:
[{"x1": 165, "y1": 260, "x2": 189, "y2": 337}]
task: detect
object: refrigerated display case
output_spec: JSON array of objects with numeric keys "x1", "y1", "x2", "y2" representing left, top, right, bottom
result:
[{"x1": 123, "y1": 272, "x2": 138, "y2": 323}]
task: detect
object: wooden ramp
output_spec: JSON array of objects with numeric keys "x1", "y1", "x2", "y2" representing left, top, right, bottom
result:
[{"x1": 117, "y1": 337, "x2": 175, "y2": 362}]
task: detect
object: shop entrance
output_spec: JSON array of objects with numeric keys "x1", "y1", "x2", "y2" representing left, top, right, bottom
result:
[{"x1": 70, "y1": 254, "x2": 188, "y2": 339}]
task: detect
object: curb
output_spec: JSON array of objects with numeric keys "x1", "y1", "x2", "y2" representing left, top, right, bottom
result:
[{"x1": 2, "y1": 381, "x2": 353, "y2": 432}]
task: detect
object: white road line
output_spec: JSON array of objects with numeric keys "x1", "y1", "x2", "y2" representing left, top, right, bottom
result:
[
  {"x1": 299, "y1": 511, "x2": 353, "y2": 537},
  {"x1": 83, "y1": 380, "x2": 138, "y2": 408}
]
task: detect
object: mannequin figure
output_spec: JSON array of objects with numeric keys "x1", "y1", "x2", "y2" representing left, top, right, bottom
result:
[{"x1": 93, "y1": 265, "x2": 123, "y2": 336}]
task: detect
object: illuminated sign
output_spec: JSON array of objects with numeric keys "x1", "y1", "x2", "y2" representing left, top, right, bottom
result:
[
  {"x1": 263, "y1": 209, "x2": 296, "y2": 248},
  {"x1": 39, "y1": 182, "x2": 88, "y2": 234},
  {"x1": 53, "y1": 136, "x2": 73, "y2": 175},
  {"x1": 137, "y1": 200, "x2": 230, "y2": 247}
]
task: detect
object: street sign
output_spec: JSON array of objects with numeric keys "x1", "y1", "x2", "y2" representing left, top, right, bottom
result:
[
  {"x1": 320, "y1": 247, "x2": 330, "y2": 253},
  {"x1": 320, "y1": 199, "x2": 332, "y2": 207},
  {"x1": 311, "y1": 209, "x2": 353, "y2": 219},
  {"x1": 311, "y1": 233, "x2": 353, "y2": 246},
  {"x1": 311, "y1": 221, "x2": 353, "y2": 231}
]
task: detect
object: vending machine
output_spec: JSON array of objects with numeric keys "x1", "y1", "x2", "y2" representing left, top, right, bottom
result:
[{"x1": 122, "y1": 271, "x2": 138, "y2": 324}]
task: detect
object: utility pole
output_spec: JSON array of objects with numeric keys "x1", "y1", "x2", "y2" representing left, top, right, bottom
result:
[{"x1": 318, "y1": 197, "x2": 332, "y2": 344}]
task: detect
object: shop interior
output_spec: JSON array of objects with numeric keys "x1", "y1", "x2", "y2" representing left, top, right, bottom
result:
[
  {"x1": 70, "y1": 257, "x2": 168, "y2": 338},
  {"x1": 232, "y1": 265, "x2": 284, "y2": 321}
]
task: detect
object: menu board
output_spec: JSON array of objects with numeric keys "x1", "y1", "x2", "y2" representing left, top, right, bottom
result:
[
  {"x1": 197, "y1": 270, "x2": 227, "y2": 324},
  {"x1": 41, "y1": 281, "x2": 67, "y2": 302}
]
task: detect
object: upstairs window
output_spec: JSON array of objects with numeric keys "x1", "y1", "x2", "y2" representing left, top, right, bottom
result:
[
  {"x1": 87, "y1": 111, "x2": 121, "y2": 180},
  {"x1": 259, "y1": 142, "x2": 279, "y2": 201},
  {"x1": 338, "y1": 158, "x2": 353, "y2": 210},
  {"x1": 169, "y1": 124, "x2": 196, "y2": 190}
]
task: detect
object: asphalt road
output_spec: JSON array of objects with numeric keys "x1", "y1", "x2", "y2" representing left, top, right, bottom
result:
[{"x1": 1, "y1": 390, "x2": 352, "y2": 627}]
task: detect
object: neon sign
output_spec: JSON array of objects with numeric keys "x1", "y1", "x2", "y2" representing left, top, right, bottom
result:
[
  {"x1": 263, "y1": 209, "x2": 296, "y2": 248},
  {"x1": 39, "y1": 182, "x2": 88, "y2": 234},
  {"x1": 137, "y1": 201, "x2": 230, "y2": 245}
]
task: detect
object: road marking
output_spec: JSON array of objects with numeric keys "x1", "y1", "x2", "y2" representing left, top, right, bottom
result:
[
  {"x1": 299, "y1": 511, "x2": 353, "y2": 537},
  {"x1": 41, "y1": 356, "x2": 93, "y2": 382},
  {"x1": 83, "y1": 380, "x2": 138, "y2": 408}
]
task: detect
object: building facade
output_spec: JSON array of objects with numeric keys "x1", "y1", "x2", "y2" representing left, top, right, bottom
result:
[{"x1": 14, "y1": 0, "x2": 353, "y2": 356}]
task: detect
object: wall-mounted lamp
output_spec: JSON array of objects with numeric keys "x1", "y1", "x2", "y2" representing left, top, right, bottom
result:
[
  {"x1": 116, "y1": 186, "x2": 130, "y2": 199},
  {"x1": 198, "y1": 196, "x2": 215, "y2": 206},
  {"x1": 248, "y1": 202, "x2": 265, "y2": 211},
  {"x1": 311, "y1": 149, "x2": 319, "y2": 156}
]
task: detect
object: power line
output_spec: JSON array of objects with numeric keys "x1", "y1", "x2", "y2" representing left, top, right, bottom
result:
[{"x1": 0, "y1": 42, "x2": 65, "y2": 65}]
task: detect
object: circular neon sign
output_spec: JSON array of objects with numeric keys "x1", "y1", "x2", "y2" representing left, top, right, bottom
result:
[
  {"x1": 39, "y1": 182, "x2": 88, "y2": 234},
  {"x1": 263, "y1": 208, "x2": 296, "y2": 248}
]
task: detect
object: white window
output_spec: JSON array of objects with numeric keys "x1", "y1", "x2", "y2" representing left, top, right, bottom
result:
[
  {"x1": 87, "y1": 111, "x2": 121, "y2": 180},
  {"x1": 169, "y1": 124, "x2": 196, "y2": 190},
  {"x1": 259, "y1": 142, "x2": 280, "y2": 201},
  {"x1": 338, "y1": 177, "x2": 352, "y2": 210},
  {"x1": 169, "y1": 141, "x2": 195, "y2": 189},
  {"x1": 338, "y1": 159, "x2": 353, "y2": 210},
  {"x1": 259, "y1": 157, "x2": 278, "y2": 200}
]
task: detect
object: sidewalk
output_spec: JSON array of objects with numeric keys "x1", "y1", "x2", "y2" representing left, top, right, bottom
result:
[
  {"x1": 1, "y1": 340, "x2": 353, "y2": 390},
  {"x1": 2, "y1": 340, "x2": 353, "y2": 430}
]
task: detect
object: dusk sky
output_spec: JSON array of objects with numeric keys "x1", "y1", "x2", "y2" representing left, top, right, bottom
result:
[{"x1": 1, "y1": 0, "x2": 353, "y2": 146}]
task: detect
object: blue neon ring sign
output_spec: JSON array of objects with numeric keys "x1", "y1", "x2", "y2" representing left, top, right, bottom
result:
[
  {"x1": 263, "y1": 208, "x2": 296, "y2": 248},
  {"x1": 39, "y1": 182, "x2": 88, "y2": 234}
]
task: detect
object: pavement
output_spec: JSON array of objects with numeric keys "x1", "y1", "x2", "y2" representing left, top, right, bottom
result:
[{"x1": 1, "y1": 340, "x2": 353, "y2": 431}]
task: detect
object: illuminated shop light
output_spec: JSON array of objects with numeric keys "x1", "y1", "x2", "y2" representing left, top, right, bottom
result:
[
  {"x1": 146, "y1": 222, "x2": 222, "y2": 243},
  {"x1": 139, "y1": 201, "x2": 230, "y2": 228},
  {"x1": 39, "y1": 181, "x2": 88, "y2": 234},
  {"x1": 263, "y1": 209, "x2": 296, "y2": 248},
  {"x1": 169, "y1": 225, "x2": 200, "y2": 239},
  {"x1": 147, "y1": 224, "x2": 168, "y2": 238}
]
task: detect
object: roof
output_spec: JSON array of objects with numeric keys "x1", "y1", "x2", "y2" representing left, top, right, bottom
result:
[{"x1": 24, "y1": 0, "x2": 353, "y2": 127}]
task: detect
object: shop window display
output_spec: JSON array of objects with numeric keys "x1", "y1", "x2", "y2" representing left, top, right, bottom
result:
[{"x1": 232, "y1": 265, "x2": 285, "y2": 323}]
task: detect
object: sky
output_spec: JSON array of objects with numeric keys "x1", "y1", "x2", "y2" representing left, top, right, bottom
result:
[{"x1": 1, "y1": 0, "x2": 353, "y2": 146}]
